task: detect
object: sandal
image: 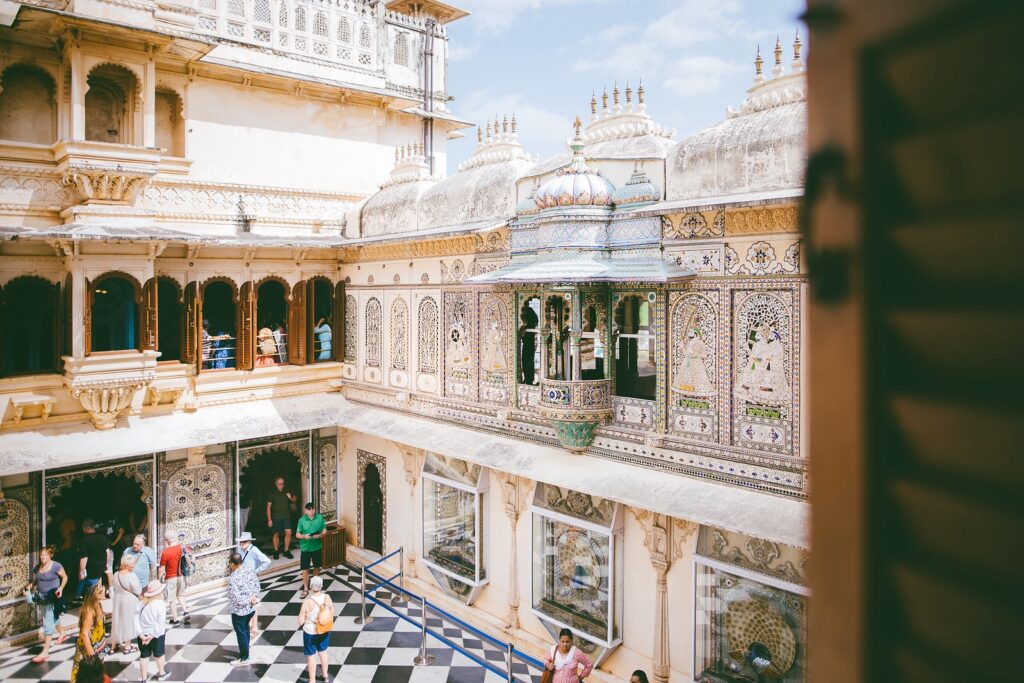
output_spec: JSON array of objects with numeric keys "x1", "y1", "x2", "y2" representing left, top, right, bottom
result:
[
  {"x1": 31, "y1": 655, "x2": 49, "y2": 664},
  {"x1": 56, "y1": 633, "x2": 68, "y2": 644},
  {"x1": 299, "y1": 590, "x2": 309, "y2": 599}
]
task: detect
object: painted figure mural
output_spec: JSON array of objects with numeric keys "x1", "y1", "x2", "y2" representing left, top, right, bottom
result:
[
  {"x1": 737, "y1": 325, "x2": 789, "y2": 404},
  {"x1": 448, "y1": 306, "x2": 471, "y2": 368},
  {"x1": 481, "y1": 310, "x2": 507, "y2": 372}
]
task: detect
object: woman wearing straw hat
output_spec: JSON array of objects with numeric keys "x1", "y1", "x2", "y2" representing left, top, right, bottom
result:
[{"x1": 134, "y1": 581, "x2": 170, "y2": 681}]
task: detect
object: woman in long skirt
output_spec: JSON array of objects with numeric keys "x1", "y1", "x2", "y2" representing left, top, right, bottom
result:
[{"x1": 110, "y1": 555, "x2": 142, "y2": 654}]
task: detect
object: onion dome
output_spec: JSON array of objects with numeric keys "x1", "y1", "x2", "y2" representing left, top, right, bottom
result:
[
  {"x1": 516, "y1": 186, "x2": 540, "y2": 216},
  {"x1": 534, "y1": 117, "x2": 615, "y2": 210},
  {"x1": 612, "y1": 163, "x2": 661, "y2": 207}
]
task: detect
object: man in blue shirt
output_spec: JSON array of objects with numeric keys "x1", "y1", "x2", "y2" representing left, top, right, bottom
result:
[
  {"x1": 238, "y1": 532, "x2": 271, "y2": 640},
  {"x1": 122, "y1": 534, "x2": 157, "y2": 589}
]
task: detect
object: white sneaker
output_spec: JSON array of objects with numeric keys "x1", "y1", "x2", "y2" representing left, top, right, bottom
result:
[{"x1": 230, "y1": 659, "x2": 251, "y2": 667}]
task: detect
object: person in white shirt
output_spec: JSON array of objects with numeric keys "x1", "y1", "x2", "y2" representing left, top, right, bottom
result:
[
  {"x1": 135, "y1": 581, "x2": 170, "y2": 681},
  {"x1": 238, "y1": 532, "x2": 272, "y2": 640}
]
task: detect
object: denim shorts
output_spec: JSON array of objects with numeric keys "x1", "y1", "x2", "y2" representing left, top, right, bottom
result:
[{"x1": 302, "y1": 631, "x2": 329, "y2": 656}]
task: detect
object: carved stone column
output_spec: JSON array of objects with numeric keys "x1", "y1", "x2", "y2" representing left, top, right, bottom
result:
[
  {"x1": 630, "y1": 508, "x2": 697, "y2": 683},
  {"x1": 394, "y1": 442, "x2": 425, "y2": 579},
  {"x1": 493, "y1": 471, "x2": 534, "y2": 632}
]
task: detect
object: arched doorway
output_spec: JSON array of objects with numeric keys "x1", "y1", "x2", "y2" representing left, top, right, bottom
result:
[
  {"x1": 256, "y1": 279, "x2": 289, "y2": 366},
  {"x1": 91, "y1": 274, "x2": 139, "y2": 352},
  {"x1": 46, "y1": 470, "x2": 150, "y2": 593},
  {"x1": 201, "y1": 280, "x2": 237, "y2": 369},
  {"x1": 357, "y1": 450, "x2": 386, "y2": 555},
  {"x1": 157, "y1": 277, "x2": 182, "y2": 362},
  {"x1": 1, "y1": 276, "x2": 59, "y2": 375},
  {"x1": 238, "y1": 448, "x2": 303, "y2": 548}
]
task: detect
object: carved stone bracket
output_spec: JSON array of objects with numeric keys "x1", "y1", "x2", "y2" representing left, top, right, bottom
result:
[
  {"x1": 70, "y1": 378, "x2": 150, "y2": 430},
  {"x1": 62, "y1": 168, "x2": 155, "y2": 203},
  {"x1": 53, "y1": 140, "x2": 160, "y2": 205}
]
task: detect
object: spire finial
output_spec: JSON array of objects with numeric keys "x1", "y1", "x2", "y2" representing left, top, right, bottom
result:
[
  {"x1": 476, "y1": 126, "x2": 482, "y2": 143},
  {"x1": 774, "y1": 35, "x2": 782, "y2": 66},
  {"x1": 792, "y1": 28, "x2": 803, "y2": 69},
  {"x1": 754, "y1": 44, "x2": 764, "y2": 80},
  {"x1": 573, "y1": 115, "x2": 582, "y2": 138},
  {"x1": 637, "y1": 79, "x2": 645, "y2": 105},
  {"x1": 511, "y1": 113, "x2": 517, "y2": 134},
  {"x1": 612, "y1": 80, "x2": 620, "y2": 108},
  {"x1": 625, "y1": 81, "x2": 632, "y2": 105},
  {"x1": 395, "y1": 146, "x2": 400, "y2": 162},
  {"x1": 601, "y1": 86, "x2": 609, "y2": 112},
  {"x1": 590, "y1": 92, "x2": 597, "y2": 116},
  {"x1": 502, "y1": 114, "x2": 509, "y2": 134},
  {"x1": 485, "y1": 120, "x2": 492, "y2": 139}
]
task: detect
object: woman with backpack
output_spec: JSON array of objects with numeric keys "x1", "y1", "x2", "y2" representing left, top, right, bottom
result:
[
  {"x1": 297, "y1": 575, "x2": 333, "y2": 682},
  {"x1": 25, "y1": 545, "x2": 69, "y2": 663}
]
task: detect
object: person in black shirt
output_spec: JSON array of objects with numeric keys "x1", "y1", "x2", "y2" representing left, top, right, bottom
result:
[
  {"x1": 76, "y1": 519, "x2": 112, "y2": 599},
  {"x1": 266, "y1": 477, "x2": 296, "y2": 560}
]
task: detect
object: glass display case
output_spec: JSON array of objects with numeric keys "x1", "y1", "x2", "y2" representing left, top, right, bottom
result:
[
  {"x1": 694, "y1": 527, "x2": 808, "y2": 682},
  {"x1": 421, "y1": 452, "x2": 488, "y2": 603},
  {"x1": 531, "y1": 483, "x2": 623, "y2": 662}
]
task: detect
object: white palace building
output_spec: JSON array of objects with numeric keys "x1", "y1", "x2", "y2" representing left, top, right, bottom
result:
[{"x1": 0, "y1": 0, "x2": 809, "y2": 680}]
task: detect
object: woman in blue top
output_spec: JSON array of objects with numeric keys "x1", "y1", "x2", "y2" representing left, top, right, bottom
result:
[{"x1": 313, "y1": 317, "x2": 332, "y2": 361}]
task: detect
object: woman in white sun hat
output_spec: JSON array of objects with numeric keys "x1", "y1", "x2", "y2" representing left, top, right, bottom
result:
[{"x1": 135, "y1": 581, "x2": 170, "y2": 682}]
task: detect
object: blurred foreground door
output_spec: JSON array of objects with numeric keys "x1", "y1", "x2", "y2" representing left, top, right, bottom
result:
[{"x1": 807, "y1": 1, "x2": 1024, "y2": 681}]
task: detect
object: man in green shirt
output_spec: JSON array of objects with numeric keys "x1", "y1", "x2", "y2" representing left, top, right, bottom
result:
[{"x1": 295, "y1": 502, "x2": 326, "y2": 598}]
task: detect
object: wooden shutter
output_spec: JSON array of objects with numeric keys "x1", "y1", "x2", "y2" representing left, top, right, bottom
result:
[
  {"x1": 237, "y1": 281, "x2": 254, "y2": 370},
  {"x1": 62, "y1": 272, "x2": 72, "y2": 358},
  {"x1": 182, "y1": 281, "x2": 199, "y2": 369},
  {"x1": 807, "y1": 2, "x2": 1024, "y2": 682},
  {"x1": 333, "y1": 280, "x2": 345, "y2": 362},
  {"x1": 141, "y1": 276, "x2": 158, "y2": 351},
  {"x1": 51, "y1": 280, "x2": 61, "y2": 371},
  {"x1": 83, "y1": 277, "x2": 91, "y2": 356},
  {"x1": 290, "y1": 280, "x2": 307, "y2": 365}
]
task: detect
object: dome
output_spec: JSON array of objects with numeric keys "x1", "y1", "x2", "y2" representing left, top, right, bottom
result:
[
  {"x1": 515, "y1": 188, "x2": 540, "y2": 216},
  {"x1": 611, "y1": 166, "x2": 661, "y2": 207},
  {"x1": 533, "y1": 122, "x2": 615, "y2": 210}
]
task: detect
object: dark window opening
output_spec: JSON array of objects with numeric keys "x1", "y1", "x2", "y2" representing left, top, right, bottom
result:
[
  {"x1": 518, "y1": 296, "x2": 540, "y2": 385},
  {"x1": 157, "y1": 278, "x2": 181, "y2": 362},
  {"x1": 544, "y1": 295, "x2": 570, "y2": 381},
  {"x1": 202, "y1": 281, "x2": 236, "y2": 370},
  {"x1": 310, "y1": 278, "x2": 334, "y2": 363},
  {"x1": 614, "y1": 295, "x2": 655, "y2": 400},
  {"x1": 92, "y1": 275, "x2": 138, "y2": 352},
  {"x1": 256, "y1": 280, "x2": 289, "y2": 366},
  {"x1": 1, "y1": 276, "x2": 57, "y2": 375}
]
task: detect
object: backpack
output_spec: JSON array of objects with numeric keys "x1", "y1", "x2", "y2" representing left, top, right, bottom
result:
[
  {"x1": 178, "y1": 544, "x2": 196, "y2": 578},
  {"x1": 314, "y1": 596, "x2": 334, "y2": 634}
]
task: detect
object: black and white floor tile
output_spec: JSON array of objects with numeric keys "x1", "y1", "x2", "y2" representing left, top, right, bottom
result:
[{"x1": 0, "y1": 565, "x2": 540, "y2": 683}]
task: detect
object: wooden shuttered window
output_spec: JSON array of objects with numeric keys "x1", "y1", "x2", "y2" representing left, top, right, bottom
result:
[
  {"x1": 237, "y1": 281, "x2": 254, "y2": 370},
  {"x1": 182, "y1": 281, "x2": 199, "y2": 369},
  {"x1": 290, "y1": 280, "x2": 307, "y2": 365},
  {"x1": 142, "y1": 277, "x2": 158, "y2": 351},
  {"x1": 808, "y1": 2, "x2": 1024, "y2": 682},
  {"x1": 83, "y1": 277, "x2": 91, "y2": 355},
  {"x1": 333, "y1": 280, "x2": 345, "y2": 362},
  {"x1": 62, "y1": 272, "x2": 72, "y2": 358}
]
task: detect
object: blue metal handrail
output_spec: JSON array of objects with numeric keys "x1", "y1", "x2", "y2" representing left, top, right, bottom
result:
[{"x1": 358, "y1": 555, "x2": 545, "y2": 682}]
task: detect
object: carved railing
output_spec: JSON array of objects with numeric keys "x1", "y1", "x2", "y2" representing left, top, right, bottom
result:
[{"x1": 194, "y1": 0, "x2": 379, "y2": 69}]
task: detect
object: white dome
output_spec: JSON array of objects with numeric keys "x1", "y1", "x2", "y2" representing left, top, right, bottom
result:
[{"x1": 533, "y1": 131, "x2": 615, "y2": 210}]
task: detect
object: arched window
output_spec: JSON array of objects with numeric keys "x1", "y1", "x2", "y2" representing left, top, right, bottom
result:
[
  {"x1": 91, "y1": 274, "x2": 140, "y2": 352},
  {"x1": 365, "y1": 297, "x2": 381, "y2": 367},
  {"x1": 201, "y1": 280, "x2": 237, "y2": 370},
  {"x1": 254, "y1": 0, "x2": 271, "y2": 23},
  {"x1": 1, "y1": 276, "x2": 59, "y2": 375},
  {"x1": 278, "y1": 0, "x2": 288, "y2": 27},
  {"x1": 309, "y1": 278, "x2": 334, "y2": 363},
  {"x1": 543, "y1": 294, "x2": 570, "y2": 381},
  {"x1": 295, "y1": 5, "x2": 307, "y2": 31},
  {"x1": 156, "y1": 277, "x2": 182, "y2": 362},
  {"x1": 359, "y1": 24, "x2": 372, "y2": 48},
  {"x1": 417, "y1": 296, "x2": 438, "y2": 374},
  {"x1": 154, "y1": 90, "x2": 185, "y2": 157},
  {"x1": 517, "y1": 296, "x2": 540, "y2": 385},
  {"x1": 614, "y1": 295, "x2": 656, "y2": 400},
  {"x1": 255, "y1": 279, "x2": 289, "y2": 366},
  {"x1": 0, "y1": 64, "x2": 56, "y2": 144},
  {"x1": 313, "y1": 11, "x2": 328, "y2": 37},
  {"x1": 337, "y1": 17, "x2": 351, "y2": 42},
  {"x1": 394, "y1": 32, "x2": 409, "y2": 66},
  {"x1": 580, "y1": 300, "x2": 605, "y2": 380},
  {"x1": 85, "y1": 64, "x2": 137, "y2": 145},
  {"x1": 390, "y1": 298, "x2": 408, "y2": 371}
]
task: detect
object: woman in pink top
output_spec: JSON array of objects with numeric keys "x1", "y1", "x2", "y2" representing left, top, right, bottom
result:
[{"x1": 544, "y1": 628, "x2": 594, "y2": 683}]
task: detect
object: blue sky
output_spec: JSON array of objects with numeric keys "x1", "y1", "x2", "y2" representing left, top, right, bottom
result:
[{"x1": 443, "y1": 0, "x2": 805, "y2": 172}]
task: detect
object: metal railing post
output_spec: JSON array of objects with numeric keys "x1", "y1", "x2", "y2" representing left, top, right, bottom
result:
[
  {"x1": 413, "y1": 595, "x2": 435, "y2": 665},
  {"x1": 506, "y1": 642, "x2": 515, "y2": 683},
  {"x1": 354, "y1": 565, "x2": 373, "y2": 625},
  {"x1": 391, "y1": 546, "x2": 407, "y2": 606}
]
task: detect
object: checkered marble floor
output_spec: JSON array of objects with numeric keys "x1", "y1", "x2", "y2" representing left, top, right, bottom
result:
[{"x1": 0, "y1": 566, "x2": 540, "y2": 683}]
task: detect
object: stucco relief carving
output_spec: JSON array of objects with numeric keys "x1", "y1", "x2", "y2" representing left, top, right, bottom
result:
[
  {"x1": 0, "y1": 485, "x2": 36, "y2": 638},
  {"x1": 707, "y1": 527, "x2": 808, "y2": 586},
  {"x1": 315, "y1": 435, "x2": 338, "y2": 522},
  {"x1": 162, "y1": 459, "x2": 229, "y2": 550},
  {"x1": 389, "y1": 297, "x2": 409, "y2": 371},
  {"x1": 69, "y1": 378, "x2": 151, "y2": 430},
  {"x1": 416, "y1": 296, "x2": 439, "y2": 374},
  {"x1": 724, "y1": 205, "x2": 798, "y2": 235}
]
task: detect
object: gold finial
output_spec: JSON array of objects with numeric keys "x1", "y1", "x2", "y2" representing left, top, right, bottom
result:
[
  {"x1": 590, "y1": 92, "x2": 597, "y2": 116},
  {"x1": 754, "y1": 45, "x2": 763, "y2": 76},
  {"x1": 511, "y1": 113, "x2": 517, "y2": 134},
  {"x1": 625, "y1": 81, "x2": 632, "y2": 104},
  {"x1": 612, "y1": 81, "x2": 620, "y2": 106},
  {"x1": 601, "y1": 87, "x2": 609, "y2": 112},
  {"x1": 774, "y1": 36, "x2": 782, "y2": 66},
  {"x1": 573, "y1": 115, "x2": 582, "y2": 137},
  {"x1": 494, "y1": 115, "x2": 500, "y2": 133},
  {"x1": 793, "y1": 28, "x2": 802, "y2": 61},
  {"x1": 502, "y1": 114, "x2": 509, "y2": 134},
  {"x1": 637, "y1": 79, "x2": 645, "y2": 105},
  {"x1": 477, "y1": 126, "x2": 482, "y2": 143},
  {"x1": 485, "y1": 121, "x2": 492, "y2": 138}
]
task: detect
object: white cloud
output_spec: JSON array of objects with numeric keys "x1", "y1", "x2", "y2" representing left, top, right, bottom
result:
[
  {"x1": 456, "y1": 0, "x2": 609, "y2": 34},
  {"x1": 662, "y1": 55, "x2": 745, "y2": 96},
  {"x1": 449, "y1": 43, "x2": 478, "y2": 62}
]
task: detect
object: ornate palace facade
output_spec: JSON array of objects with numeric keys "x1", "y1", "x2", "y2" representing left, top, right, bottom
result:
[{"x1": 0, "y1": 0, "x2": 810, "y2": 679}]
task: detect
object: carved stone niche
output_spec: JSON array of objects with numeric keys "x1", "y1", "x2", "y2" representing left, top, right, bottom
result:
[
  {"x1": 63, "y1": 351, "x2": 159, "y2": 429},
  {"x1": 54, "y1": 140, "x2": 160, "y2": 205}
]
